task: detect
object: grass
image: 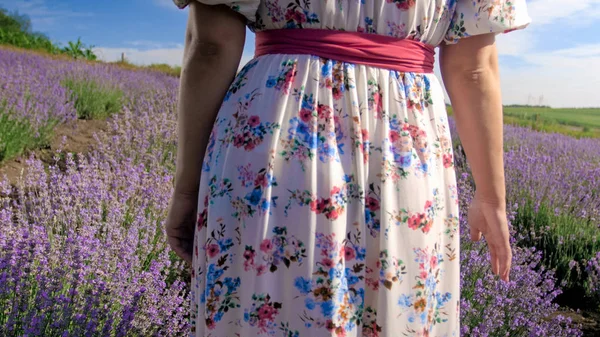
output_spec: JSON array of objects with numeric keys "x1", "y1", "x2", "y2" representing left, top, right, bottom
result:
[
  {"x1": 62, "y1": 78, "x2": 124, "y2": 120},
  {"x1": 512, "y1": 195, "x2": 600, "y2": 296},
  {"x1": 447, "y1": 105, "x2": 600, "y2": 139},
  {"x1": 0, "y1": 108, "x2": 57, "y2": 162}
]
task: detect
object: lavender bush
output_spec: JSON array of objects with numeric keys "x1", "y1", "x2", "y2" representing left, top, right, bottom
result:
[{"x1": 0, "y1": 46, "x2": 590, "y2": 335}]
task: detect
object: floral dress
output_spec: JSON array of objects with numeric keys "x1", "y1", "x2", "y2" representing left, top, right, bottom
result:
[{"x1": 172, "y1": 0, "x2": 530, "y2": 336}]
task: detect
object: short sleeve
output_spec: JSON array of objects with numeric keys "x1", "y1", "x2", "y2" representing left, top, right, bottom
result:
[
  {"x1": 444, "y1": 0, "x2": 531, "y2": 44},
  {"x1": 172, "y1": 0, "x2": 259, "y2": 24}
]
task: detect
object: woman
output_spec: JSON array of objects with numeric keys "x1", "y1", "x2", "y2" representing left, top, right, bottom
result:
[{"x1": 165, "y1": 0, "x2": 530, "y2": 335}]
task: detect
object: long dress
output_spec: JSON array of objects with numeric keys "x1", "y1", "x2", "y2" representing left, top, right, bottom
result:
[{"x1": 172, "y1": 0, "x2": 530, "y2": 336}]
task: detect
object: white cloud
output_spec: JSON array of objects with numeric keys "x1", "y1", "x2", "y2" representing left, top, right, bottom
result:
[
  {"x1": 526, "y1": 0, "x2": 600, "y2": 25},
  {"x1": 498, "y1": 43, "x2": 600, "y2": 108}
]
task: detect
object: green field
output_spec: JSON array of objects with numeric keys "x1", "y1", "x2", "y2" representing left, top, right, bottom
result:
[{"x1": 448, "y1": 105, "x2": 600, "y2": 138}]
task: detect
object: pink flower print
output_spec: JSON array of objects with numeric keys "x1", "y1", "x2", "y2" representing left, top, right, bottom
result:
[
  {"x1": 309, "y1": 200, "x2": 318, "y2": 212},
  {"x1": 317, "y1": 104, "x2": 332, "y2": 119},
  {"x1": 361, "y1": 129, "x2": 370, "y2": 141},
  {"x1": 260, "y1": 239, "x2": 273, "y2": 253},
  {"x1": 373, "y1": 92, "x2": 382, "y2": 113},
  {"x1": 366, "y1": 197, "x2": 380, "y2": 211},
  {"x1": 300, "y1": 108, "x2": 313, "y2": 123},
  {"x1": 424, "y1": 200, "x2": 432, "y2": 210},
  {"x1": 420, "y1": 268, "x2": 428, "y2": 280},
  {"x1": 207, "y1": 244, "x2": 220, "y2": 258},
  {"x1": 430, "y1": 255, "x2": 438, "y2": 269},
  {"x1": 344, "y1": 246, "x2": 356, "y2": 261},
  {"x1": 256, "y1": 264, "x2": 267, "y2": 275},
  {"x1": 443, "y1": 153, "x2": 453, "y2": 168},
  {"x1": 389, "y1": 131, "x2": 400, "y2": 143},
  {"x1": 331, "y1": 186, "x2": 341, "y2": 195},
  {"x1": 322, "y1": 258, "x2": 335, "y2": 268},
  {"x1": 248, "y1": 115, "x2": 260, "y2": 127},
  {"x1": 357, "y1": 25, "x2": 365, "y2": 33}
]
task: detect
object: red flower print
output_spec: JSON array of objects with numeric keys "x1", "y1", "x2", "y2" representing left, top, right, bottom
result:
[
  {"x1": 260, "y1": 239, "x2": 273, "y2": 253},
  {"x1": 424, "y1": 200, "x2": 432, "y2": 210},
  {"x1": 204, "y1": 195, "x2": 209, "y2": 207},
  {"x1": 197, "y1": 209, "x2": 207, "y2": 230},
  {"x1": 397, "y1": 0, "x2": 415, "y2": 10},
  {"x1": 244, "y1": 249, "x2": 256, "y2": 260},
  {"x1": 254, "y1": 173, "x2": 268, "y2": 188},
  {"x1": 361, "y1": 129, "x2": 369, "y2": 141},
  {"x1": 366, "y1": 197, "x2": 380, "y2": 211},
  {"x1": 309, "y1": 200, "x2": 318, "y2": 211},
  {"x1": 244, "y1": 140, "x2": 256, "y2": 151},
  {"x1": 389, "y1": 131, "x2": 400, "y2": 143},
  {"x1": 206, "y1": 243, "x2": 220, "y2": 258},
  {"x1": 344, "y1": 246, "x2": 356, "y2": 261},
  {"x1": 258, "y1": 304, "x2": 277, "y2": 320},
  {"x1": 408, "y1": 214, "x2": 420, "y2": 230},
  {"x1": 357, "y1": 25, "x2": 365, "y2": 33},
  {"x1": 316, "y1": 198, "x2": 331, "y2": 214},
  {"x1": 293, "y1": 11, "x2": 307, "y2": 23},
  {"x1": 248, "y1": 115, "x2": 260, "y2": 127},
  {"x1": 423, "y1": 219, "x2": 433, "y2": 233},
  {"x1": 233, "y1": 134, "x2": 245, "y2": 147},
  {"x1": 443, "y1": 153, "x2": 453, "y2": 168},
  {"x1": 327, "y1": 208, "x2": 340, "y2": 220},
  {"x1": 300, "y1": 108, "x2": 313, "y2": 123}
]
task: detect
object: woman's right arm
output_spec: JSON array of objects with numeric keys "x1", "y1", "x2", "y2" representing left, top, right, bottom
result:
[{"x1": 439, "y1": 33, "x2": 512, "y2": 281}]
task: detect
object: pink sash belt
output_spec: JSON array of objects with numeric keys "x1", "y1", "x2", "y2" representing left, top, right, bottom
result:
[{"x1": 254, "y1": 29, "x2": 435, "y2": 74}]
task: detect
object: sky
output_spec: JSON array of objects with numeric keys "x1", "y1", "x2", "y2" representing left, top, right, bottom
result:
[{"x1": 0, "y1": 0, "x2": 599, "y2": 107}]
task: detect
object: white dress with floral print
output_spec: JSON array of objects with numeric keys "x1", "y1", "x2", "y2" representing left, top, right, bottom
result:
[{"x1": 173, "y1": 0, "x2": 530, "y2": 336}]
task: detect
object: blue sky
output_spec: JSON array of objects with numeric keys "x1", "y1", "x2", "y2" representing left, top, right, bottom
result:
[{"x1": 1, "y1": 0, "x2": 599, "y2": 107}]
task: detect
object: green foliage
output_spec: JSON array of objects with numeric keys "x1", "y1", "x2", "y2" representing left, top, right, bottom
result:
[
  {"x1": 0, "y1": 106, "x2": 57, "y2": 163},
  {"x1": 62, "y1": 78, "x2": 124, "y2": 120},
  {"x1": 62, "y1": 37, "x2": 97, "y2": 61},
  {"x1": 0, "y1": 6, "x2": 96, "y2": 60},
  {"x1": 445, "y1": 105, "x2": 600, "y2": 139},
  {"x1": 511, "y1": 196, "x2": 600, "y2": 293}
]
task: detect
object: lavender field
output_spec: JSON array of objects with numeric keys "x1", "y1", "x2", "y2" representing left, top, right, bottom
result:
[{"x1": 1, "y1": 47, "x2": 599, "y2": 336}]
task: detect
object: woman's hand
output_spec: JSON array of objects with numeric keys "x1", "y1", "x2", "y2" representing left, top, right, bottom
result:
[
  {"x1": 468, "y1": 192, "x2": 512, "y2": 282},
  {"x1": 165, "y1": 190, "x2": 198, "y2": 266}
]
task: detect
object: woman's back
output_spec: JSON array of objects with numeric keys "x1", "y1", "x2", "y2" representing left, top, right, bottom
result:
[{"x1": 167, "y1": 1, "x2": 530, "y2": 336}]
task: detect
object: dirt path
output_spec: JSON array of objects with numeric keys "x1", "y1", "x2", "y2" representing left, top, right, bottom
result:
[{"x1": 0, "y1": 119, "x2": 110, "y2": 185}]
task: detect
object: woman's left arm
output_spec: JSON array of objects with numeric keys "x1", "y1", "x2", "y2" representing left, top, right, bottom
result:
[
  {"x1": 166, "y1": 2, "x2": 246, "y2": 264},
  {"x1": 174, "y1": 2, "x2": 246, "y2": 195}
]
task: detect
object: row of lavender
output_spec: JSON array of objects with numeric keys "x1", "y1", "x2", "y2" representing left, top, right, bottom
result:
[{"x1": 1, "y1": 47, "x2": 596, "y2": 335}]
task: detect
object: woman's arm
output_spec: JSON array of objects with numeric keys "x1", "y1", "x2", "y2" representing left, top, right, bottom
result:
[
  {"x1": 174, "y1": 2, "x2": 246, "y2": 195},
  {"x1": 439, "y1": 34, "x2": 512, "y2": 281},
  {"x1": 439, "y1": 34, "x2": 505, "y2": 205},
  {"x1": 166, "y1": 2, "x2": 246, "y2": 264}
]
